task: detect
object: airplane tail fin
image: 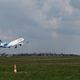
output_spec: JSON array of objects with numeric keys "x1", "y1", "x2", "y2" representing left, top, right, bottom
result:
[
  {"x1": 0, "y1": 40, "x2": 2, "y2": 42},
  {"x1": 0, "y1": 40, "x2": 2, "y2": 44}
]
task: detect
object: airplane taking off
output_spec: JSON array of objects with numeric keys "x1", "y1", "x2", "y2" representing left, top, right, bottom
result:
[{"x1": 0, "y1": 38, "x2": 24, "y2": 48}]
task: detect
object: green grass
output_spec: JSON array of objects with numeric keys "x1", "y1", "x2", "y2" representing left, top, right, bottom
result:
[{"x1": 0, "y1": 56, "x2": 80, "y2": 80}]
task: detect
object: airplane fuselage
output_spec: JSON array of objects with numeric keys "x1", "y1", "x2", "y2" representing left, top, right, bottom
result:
[{"x1": 0, "y1": 38, "x2": 24, "y2": 48}]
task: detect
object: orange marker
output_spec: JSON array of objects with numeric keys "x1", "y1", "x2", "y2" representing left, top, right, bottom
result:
[{"x1": 13, "y1": 64, "x2": 17, "y2": 73}]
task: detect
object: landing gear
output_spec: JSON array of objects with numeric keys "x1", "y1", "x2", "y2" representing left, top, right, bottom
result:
[
  {"x1": 15, "y1": 46, "x2": 17, "y2": 48},
  {"x1": 19, "y1": 44, "x2": 22, "y2": 46}
]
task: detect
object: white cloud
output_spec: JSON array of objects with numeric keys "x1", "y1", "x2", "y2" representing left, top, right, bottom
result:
[
  {"x1": 0, "y1": 35, "x2": 15, "y2": 40},
  {"x1": 51, "y1": 31, "x2": 58, "y2": 39},
  {"x1": 0, "y1": 0, "x2": 80, "y2": 53}
]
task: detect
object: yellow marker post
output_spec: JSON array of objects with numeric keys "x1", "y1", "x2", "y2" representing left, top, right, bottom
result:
[{"x1": 13, "y1": 64, "x2": 17, "y2": 73}]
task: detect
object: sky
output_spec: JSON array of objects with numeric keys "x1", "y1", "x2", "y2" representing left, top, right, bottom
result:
[{"x1": 0, "y1": 0, "x2": 80, "y2": 54}]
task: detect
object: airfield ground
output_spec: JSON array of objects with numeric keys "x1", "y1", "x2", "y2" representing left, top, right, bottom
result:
[{"x1": 0, "y1": 56, "x2": 80, "y2": 80}]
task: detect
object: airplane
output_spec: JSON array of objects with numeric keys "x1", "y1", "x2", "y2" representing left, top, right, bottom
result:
[{"x1": 0, "y1": 38, "x2": 24, "y2": 48}]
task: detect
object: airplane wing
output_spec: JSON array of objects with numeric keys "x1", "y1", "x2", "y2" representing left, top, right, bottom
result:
[{"x1": 7, "y1": 38, "x2": 24, "y2": 47}]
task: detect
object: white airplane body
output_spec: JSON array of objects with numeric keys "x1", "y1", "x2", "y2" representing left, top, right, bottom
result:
[{"x1": 0, "y1": 38, "x2": 24, "y2": 48}]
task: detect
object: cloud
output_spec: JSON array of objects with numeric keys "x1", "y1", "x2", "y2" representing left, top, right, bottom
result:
[
  {"x1": 70, "y1": 0, "x2": 80, "y2": 9},
  {"x1": 0, "y1": 0, "x2": 80, "y2": 53}
]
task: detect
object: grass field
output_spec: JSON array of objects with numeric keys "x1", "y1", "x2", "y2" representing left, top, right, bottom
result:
[{"x1": 0, "y1": 56, "x2": 80, "y2": 80}]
